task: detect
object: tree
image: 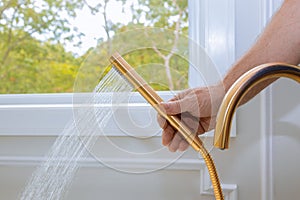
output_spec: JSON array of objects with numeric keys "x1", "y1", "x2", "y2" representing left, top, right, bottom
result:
[
  {"x1": 0, "y1": 0, "x2": 98, "y2": 93},
  {"x1": 0, "y1": 0, "x2": 189, "y2": 93},
  {"x1": 0, "y1": 33, "x2": 81, "y2": 93},
  {"x1": 135, "y1": 0, "x2": 188, "y2": 90},
  {"x1": 80, "y1": 0, "x2": 189, "y2": 91},
  {"x1": 0, "y1": 0, "x2": 100, "y2": 65}
]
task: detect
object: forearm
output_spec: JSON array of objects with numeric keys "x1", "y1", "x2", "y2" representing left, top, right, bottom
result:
[{"x1": 220, "y1": 0, "x2": 300, "y2": 103}]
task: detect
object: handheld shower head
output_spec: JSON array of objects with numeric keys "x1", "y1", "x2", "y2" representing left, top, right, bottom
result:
[
  {"x1": 109, "y1": 52, "x2": 224, "y2": 200},
  {"x1": 110, "y1": 52, "x2": 203, "y2": 151}
]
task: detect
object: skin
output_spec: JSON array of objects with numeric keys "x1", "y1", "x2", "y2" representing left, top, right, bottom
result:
[{"x1": 157, "y1": 0, "x2": 300, "y2": 152}]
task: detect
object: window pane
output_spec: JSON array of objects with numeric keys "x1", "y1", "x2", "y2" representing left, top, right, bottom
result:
[{"x1": 0, "y1": 0, "x2": 188, "y2": 94}]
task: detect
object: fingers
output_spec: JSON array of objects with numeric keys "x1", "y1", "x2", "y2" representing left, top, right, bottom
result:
[
  {"x1": 198, "y1": 116, "x2": 217, "y2": 133},
  {"x1": 169, "y1": 88, "x2": 194, "y2": 101},
  {"x1": 160, "y1": 98, "x2": 192, "y2": 115},
  {"x1": 160, "y1": 90, "x2": 201, "y2": 117},
  {"x1": 162, "y1": 124, "x2": 175, "y2": 146},
  {"x1": 160, "y1": 116, "x2": 215, "y2": 152},
  {"x1": 168, "y1": 133, "x2": 190, "y2": 152},
  {"x1": 159, "y1": 88, "x2": 195, "y2": 115},
  {"x1": 178, "y1": 140, "x2": 189, "y2": 151},
  {"x1": 165, "y1": 86, "x2": 225, "y2": 118},
  {"x1": 158, "y1": 110, "x2": 206, "y2": 152},
  {"x1": 160, "y1": 122, "x2": 189, "y2": 152},
  {"x1": 157, "y1": 114, "x2": 167, "y2": 129},
  {"x1": 160, "y1": 101, "x2": 181, "y2": 115},
  {"x1": 157, "y1": 86, "x2": 224, "y2": 153}
]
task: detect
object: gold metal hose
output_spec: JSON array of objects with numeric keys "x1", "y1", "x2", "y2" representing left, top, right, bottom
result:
[{"x1": 110, "y1": 52, "x2": 224, "y2": 200}]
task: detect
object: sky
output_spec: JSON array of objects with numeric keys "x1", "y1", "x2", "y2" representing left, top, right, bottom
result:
[{"x1": 65, "y1": 0, "x2": 135, "y2": 56}]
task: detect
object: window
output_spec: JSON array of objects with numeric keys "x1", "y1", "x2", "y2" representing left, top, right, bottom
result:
[
  {"x1": 188, "y1": 0, "x2": 235, "y2": 87},
  {"x1": 0, "y1": 1, "x2": 237, "y2": 177},
  {"x1": 0, "y1": 0, "x2": 189, "y2": 137},
  {"x1": 0, "y1": 0, "x2": 236, "y2": 138},
  {"x1": 0, "y1": 0, "x2": 189, "y2": 94}
]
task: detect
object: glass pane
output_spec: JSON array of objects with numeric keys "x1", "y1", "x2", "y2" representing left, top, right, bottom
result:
[{"x1": 0, "y1": 0, "x2": 188, "y2": 94}]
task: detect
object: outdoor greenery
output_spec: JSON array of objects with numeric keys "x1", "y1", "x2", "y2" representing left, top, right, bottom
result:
[{"x1": 0, "y1": 0, "x2": 189, "y2": 93}]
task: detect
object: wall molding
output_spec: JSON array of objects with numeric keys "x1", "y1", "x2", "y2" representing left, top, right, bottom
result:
[
  {"x1": 259, "y1": 1, "x2": 283, "y2": 200},
  {"x1": 259, "y1": 0, "x2": 274, "y2": 196},
  {"x1": 0, "y1": 154, "x2": 237, "y2": 199},
  {"x1": 0, "y1": 155, "x2": 203, "y2": 170}
]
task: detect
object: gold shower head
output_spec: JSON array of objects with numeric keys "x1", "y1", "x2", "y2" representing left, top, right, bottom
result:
[
  {"x1": 109, "y1": 52, "x2": 203, "y2": 151},
  {"x1": 109, "y1": 52, "x2": 224, "y2": 200}
]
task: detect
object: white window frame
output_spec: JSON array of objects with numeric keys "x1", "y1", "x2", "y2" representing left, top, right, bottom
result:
[
  {"x1": 0, "y1": 92, "x2": 172, "y2": 136},
  {"x1": 0, "y1": 0, "x2": 237, "y2": 138},
  {"x1": 188, "y1": 0, "x2": 235, "y2": 87},
  {"x1": 188, "y1": 0, "x2": 236, "y2": 137}
]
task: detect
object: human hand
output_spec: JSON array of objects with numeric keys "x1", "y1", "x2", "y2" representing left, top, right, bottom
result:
[{"x1": 157, "y1": 85, "x2": 225, "y2": 152}]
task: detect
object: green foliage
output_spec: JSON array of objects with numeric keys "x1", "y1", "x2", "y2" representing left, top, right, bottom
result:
[
  {"x1": 0, "y1": 32, "x2": 80, "y2": 93},
  {"x1": 0, "y1": 0, "x2": 188, "y2": 94},
  {"x1": 76, "y1": 25, "x2": 189, "y2": 92},
  {"x1": 136, "y1": 0, "x2": 188, "y2": 30}
]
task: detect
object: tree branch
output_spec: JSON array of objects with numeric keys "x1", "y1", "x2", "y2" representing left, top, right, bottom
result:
[{"x1": 0, "y1": 0, "x2": 14, "y2": 20}]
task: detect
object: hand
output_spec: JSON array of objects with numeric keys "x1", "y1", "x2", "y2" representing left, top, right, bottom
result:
[{"x1": 157, "y1": 85, "x2": 225, "y2": 152}]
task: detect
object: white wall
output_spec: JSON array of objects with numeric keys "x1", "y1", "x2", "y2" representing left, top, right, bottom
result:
[
  {"x1": 209, "y1": 0, "x2": 300, "y2": 200},
  {"x1": 188, "y1": 0, "x2": 300, "y2": 200},
  {"x1": 0, "y1": 93, "x2": 225, "y2": 200},
  {"x1": 1, "y1": 0, "x2": 299, "y2": 200}
]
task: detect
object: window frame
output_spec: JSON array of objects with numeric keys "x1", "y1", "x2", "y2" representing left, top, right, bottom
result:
[{"x1": 0, "y1": 0, "x2": 236, "y2": 138}]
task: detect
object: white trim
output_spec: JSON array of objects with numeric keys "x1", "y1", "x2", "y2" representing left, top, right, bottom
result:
[
  {"x1": 188, "y1": 0, "x2": 235, "y2": 87},
  {"x1": 0, "y1": 154, "x2": 237, "y2": 199},
  {"x1": 260, "y1": 88, "x2": 274, "y2": 200},
  {"x1": 259, "y1": 1, "x2": 283, "y2": 199},
  {"x1": 188, "y1": 0, "x2": 237, "y2": 138},
  {"x1": 0, "y1": 93, "x2": 171, "y2": 136},
  {"x1": 0, "y1": 93, "x2": 236, "y2": 137},
  {"x1": 0, "y1": 155, "x2": 203, "y2": 171}
]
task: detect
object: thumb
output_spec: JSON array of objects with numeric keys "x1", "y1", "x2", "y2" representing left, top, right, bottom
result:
[{"x1": 160, "y1": 100, "x2": 184, "y2": 115}]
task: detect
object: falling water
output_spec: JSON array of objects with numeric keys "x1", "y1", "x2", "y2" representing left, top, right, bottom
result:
[{"x1": 20, "y1": 68, "x2": 133, "y2": 200}]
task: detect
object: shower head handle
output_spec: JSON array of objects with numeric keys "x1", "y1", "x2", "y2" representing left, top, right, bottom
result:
[
  {"x1": 110, "y1": 52, "x2": 203, "y2": 151},
  {"x1": 109, "y1": 52, "x2": 224, "y2": 200}
]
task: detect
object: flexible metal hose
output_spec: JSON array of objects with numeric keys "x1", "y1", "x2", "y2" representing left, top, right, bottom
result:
[{"x1": 199, "y1": 145, "x2": 223, "y2": 200}]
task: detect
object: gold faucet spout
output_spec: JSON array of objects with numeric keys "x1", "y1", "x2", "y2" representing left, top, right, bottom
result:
[{"x1": 214, "y1": 63, "x2": 300, "y2": 150}]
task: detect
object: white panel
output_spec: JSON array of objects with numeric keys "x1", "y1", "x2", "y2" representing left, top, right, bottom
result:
[
  {"x1": 259, "y1": 1, "x2": 284, "y2": 200},
  {"x1": 188, "y1": 0, "x2": 237, "y2": 139},
  {"x1": 271, "y1": 79, "x2": 300, "y2": 200},
  {"x1": 188, "y1": 0, "x2": 235, "y2": 87}
]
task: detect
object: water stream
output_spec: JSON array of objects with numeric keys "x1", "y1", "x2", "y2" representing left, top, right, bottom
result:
[{"x1": 20, "y1": 68, "x2": 133, "y2": 200}]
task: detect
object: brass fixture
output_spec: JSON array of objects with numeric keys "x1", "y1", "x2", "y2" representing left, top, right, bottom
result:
[
  {"x1": 214, "y1": 63, "x2": 300, "y2": 150},
  {"x1": 110, "y1": 52, "x2": 224, "y2": 200}
]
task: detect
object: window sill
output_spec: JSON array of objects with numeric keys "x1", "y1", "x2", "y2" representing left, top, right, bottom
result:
[
  {"x1": 0, "y1": 93, "x2": 235, "y2": 138},
  {"x1": 0, "y1": 92, "x2": 170, "y2": 136}
]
